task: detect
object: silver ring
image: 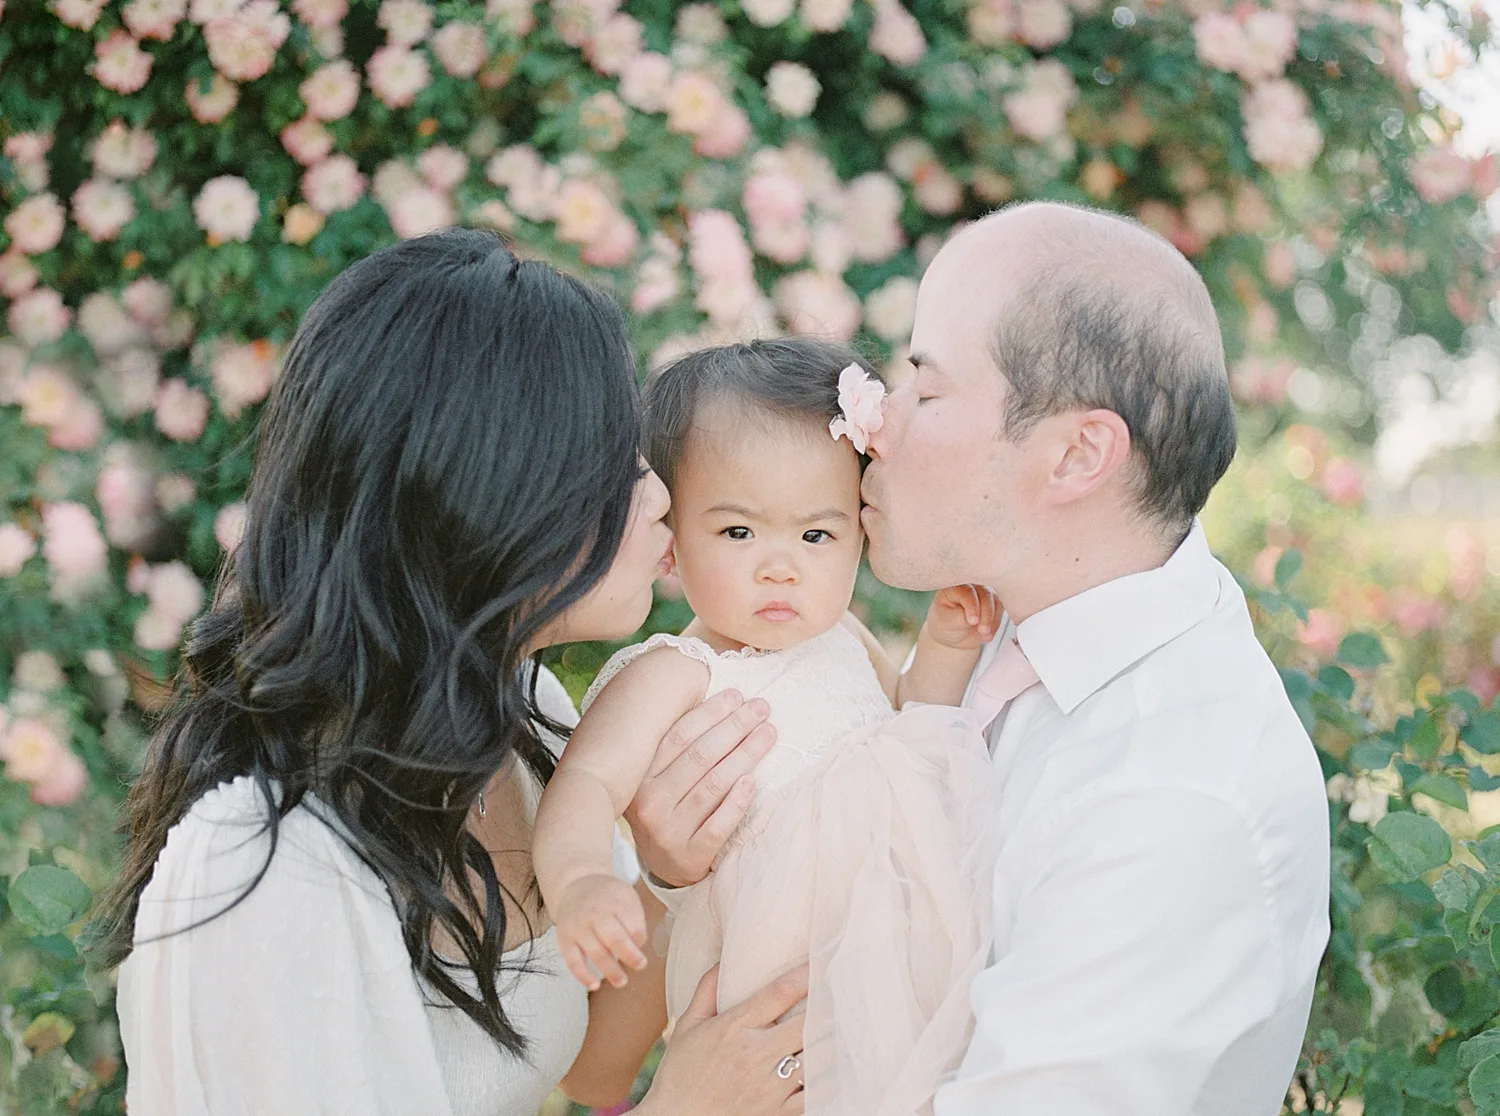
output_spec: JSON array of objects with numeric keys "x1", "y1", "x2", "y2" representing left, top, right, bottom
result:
[{"x1": 775, "y1": 1054, "x2": 801, "y2": 1080}]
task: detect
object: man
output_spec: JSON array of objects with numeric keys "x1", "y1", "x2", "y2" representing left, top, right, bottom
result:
[{"x1": 627, "y1": 202, "x2": 1330, "y2": 1112}]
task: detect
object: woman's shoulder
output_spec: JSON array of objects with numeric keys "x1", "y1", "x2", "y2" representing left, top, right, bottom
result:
[{"x1": 134, "y1": 775, "x2": 393, "y2": 946}]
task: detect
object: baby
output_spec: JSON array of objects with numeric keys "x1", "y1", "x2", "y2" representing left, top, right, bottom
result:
[{"x1": 534, "y1": 339, "x2": 1001, "y2": 1115}]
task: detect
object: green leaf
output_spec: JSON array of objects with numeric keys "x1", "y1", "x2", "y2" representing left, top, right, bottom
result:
[
  {"x1": 1434, "y1": 868, "x2": 1479, "y2": 911},
  {"x1": 1339, "y1": 631, "x2": 1390, "y2": 670},
  {"x1": 1318, "y1": 664, "x2": 1356, "y2": 702},
  {"x1": 1425, "y1": 964, "x2": 1465, "y2": 1015},
  {"x1": 1409, "y1": 715, "x2": 1443, "y2": 761},
  {"x1": 1274, "y1": 547, "x2": 1303, "y2": 589},
  {"x1": 1474, "y1": 833, "x2": 1500, "y2": 872},
  {"x1": 1472, "y1": 1052, "x2": 1500, "y2": 1116},
  {"x1": 1411, "y1": 773, "x2": 1468, "y2": 810},
  {"x1": 1369, "y1": 813, "x2": 1453, "y2": 882},
  {"x1": 1404, "y1": 1065, "x2": 1456, "y2": 1103},
  {"x1": 7, "y1": 866, "x2": 93, "y2": 937},
  {"x1": 1461, "y1": 1028, "x2": 1500, "y2": 1069},
  {"x1": 1472, "y1": 767, "x2": 1500, "y2": 792},
  {"x1": 1467, "y1": 713, "x2": 1500, "y2": 756},
  {"x1": 1352, "y1": 739, "x2": 1397, "y2": 771},
  {"x1": 1365, "y1": 1077, "x2": 1405, "y2": 1116}
]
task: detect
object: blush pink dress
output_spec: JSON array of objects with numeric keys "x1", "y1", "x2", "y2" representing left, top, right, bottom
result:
[{"x1": 583, "y1": 622, "x2": 1001, "y2": 1116}]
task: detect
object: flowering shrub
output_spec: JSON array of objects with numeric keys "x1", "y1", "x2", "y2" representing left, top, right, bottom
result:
[{"x1": 0, "y1": 0, "x2": 1496, "y2": 1111}]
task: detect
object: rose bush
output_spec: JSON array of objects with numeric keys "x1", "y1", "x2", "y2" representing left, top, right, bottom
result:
[{"x1": 0, "y1": 0, "x2": 1496, "y2": 1111}]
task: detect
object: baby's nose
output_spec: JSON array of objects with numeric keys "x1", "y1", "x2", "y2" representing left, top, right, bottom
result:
[{"x1": 758, "y1": 556, "x2": 799, "y2": 584}]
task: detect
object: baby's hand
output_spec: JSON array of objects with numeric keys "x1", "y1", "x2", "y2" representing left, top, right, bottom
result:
[
  {"x1": 926, "y1": 585, "x2": 1002, "y2": 651},
  {"x1": 553, "y1": 874, "x2": 649, "y2": 991}
]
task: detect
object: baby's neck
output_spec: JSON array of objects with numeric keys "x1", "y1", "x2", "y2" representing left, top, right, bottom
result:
[{"x1": 681, "y1": 616, "x2": 749, "y2": 654}]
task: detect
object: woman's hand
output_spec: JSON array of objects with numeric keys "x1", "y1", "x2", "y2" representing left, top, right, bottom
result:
[
  {"x1": 636, "y1": 965, "x2": 809, "y2": 1116},
  {"x1": 623, "y1": 690, "x2": 777, "y2": 888}
]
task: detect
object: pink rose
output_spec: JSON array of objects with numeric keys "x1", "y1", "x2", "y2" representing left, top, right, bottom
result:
[
  {"x1": 774, "y1": 270, "x2": 862, "y2": 341},
  {"x1": 303, "y1": 155, "x2": 367, "y2": 214},
  {"x1": 377, "y1": 0, "x2": 433, "y2": 45},
  {"x1": 1394, "y1": 591, "x2": 1446, "y2": 638},
  {"x1": 842, "y1": 172, "x2": 905, "y2": 263},
  {"x1": 743, "y1": 0, "x2": 794, "y2": 26},
  {"x1": 1004, "y1": 58, "x2": 1078, "y2": 142},
  {"x1": 1410, "y1": 147, "x2": 1472, "y2": 204},
  {"x1": 486, "y1": 0, "x2": 536, "y2": 37},
  {"x1": 694, "y1": 104, "x2": 751, "y2": 159},
  {"x1": 122, "y1": 277, "x2": 173, "y2": 326},
  {"x1": 863, "y1": 276, "x2": 918, "y2": 342},
  {"x1": 968, "y1": 0, "x2": 1013, "y2": 45},
  {"x1": 581, "y1": 212, "x2": 640, "y2": 268},
  {"x1": 1193, "y1": 11, "x2": 1245, "y2": 72},
  {"x1": 554, "y1": 179, "x2": 614, "y2": 244},
  {"x1": 373, "y1": 159, "x2": 425, "y2": 206},
  {"x1": 292, "y1": 0, "x2": 348, "y2": 29},
  {"x1": 367, "y1": 44, "x2": 431, "y2": 107},
  {"x1": 385, "y1": 184, "x2": 454, "y2": 239},
  {"x1": 764, "y1": 62, "x2": 820, "y2": 118},
  {"x1": 283, "y1": 202, "x2": 326, "y2": 244},
  {"x1": 1242, "y1": 80, "x2": 1323, "y2": 173},
  {"x1": 0, "y1": 250, "x2": 39, "y2": 298},
  {"x1": 585, "y1": 12, "x2": 643, "y2": 76},
  {"x1": 417, "y1": 145, "x2": 469, "y2": 191},
  {"x1": 92, "y1": 30, "x2": 153, "y2": 93},
  {"x1": 205, "y1": 0, "x2": 291, "y2": 81},
  {"x1": 186, "y1": 73, "x2": 239, "y2": 122},
  {"x1": 155, "y1": 378, "x2": 211, "y2": 441},
  {"x1": 1015, "y1": 0, "x2": 1070, "y2": 50},
  {"x1": 89, "y1": 120, "x2": 158, "y2": 179},
  {"x1": 1238, "y1": 11, "x2": 1298, "y2": 84},
  {"x1": 668, "y1": 72, "x2": 727, "y2": 136},
  {"x1": 0, "y1": 522, "x2": 37, "y2": 577},
  {"x1": 102, "y1": 347, "x2": 162, "y2": 419},
  {"x1": 1263, "y1": 240, "x2": 1297, "y2": 289},
  {"x1": 77, "y1": 292, "x2": 145, "y2": 355},
  {"x1": 1182, "y1": 193, "x2": 1229, "y2": 242},
  {"x1": 281, "y1": 116, "x2": 335, "y2": 166},
  {"x1": 97, "y1": 452, "x2": 159, "y2": 549},
  {"x1": 51, "y1": 0, "x2": 106, "y2": 31},
  {"x1": 155, "y1": 473, "x2": 197, "y2": 512},
  {"x1": 3, "y1": 192, "x2": 65, "y2": 255},
  {"x1": 214, "y1": 502, "x2": 249, "y2": 552},
  {"x1": 619, "y1": 52, "x2": 672, "y2": 112},
  {"x1": 799, "y1": 0, "x2": 854, "y2": 32},
  {"x1": 579, "y1": 91, "x2": 629, "y2": 151},
  {"x1": 431, "y1": 21, "x2": 487, "y2": 77},
  {"x1": 0, "y1": 718, "x2": 87, "y2": 807},
  {"x1": 41, "y1": 502, "x2": 108, "y2": 601},
  {"x1": 1232, "y1": 182, "x2": 1274, "y2": 234},
  {"x1": 631, "y1": 257, "x2": 680, "y2": 314},
  {"x1": 209, "y1": 338, "x2": 280, "y2": 417},
  {"x1": 193, "y1": 176, "x2": 260, "y2": 243},
  {"x1": 20, "y1": 364, "x2": 84, "y2": 429},
  {"x1": 688, "y1": 210, "x2": 753, "y2": 285},
  {"x1": 743, "y1": 169, "x2": 807, "y2": 228},
  {"x1": 300, "y1": 59, "x2": 360, "y2": 121},
  {"x1": 72, "y1": 179, "x2": 137, "y2": 242},
  {"x1": 1297, "y1": 608, "x2": 1345, "y2": 660},
  {"x1": 123, "y1": 0, "x2": 185, "y2": 39},
  {"x1": 1320, "y1": 458, "x2": 1364, "y2": 507},
  {"x1": 8, "y1": 288, "x2": 71, "y2": 347},
  {"x1": 827, "y1": 363, "x2": 886, "y2": 453}
]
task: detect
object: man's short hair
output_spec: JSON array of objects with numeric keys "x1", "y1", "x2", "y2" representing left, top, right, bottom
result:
[{"x1": 991, "y1": 267, "x2": 1237, "y2": 535}]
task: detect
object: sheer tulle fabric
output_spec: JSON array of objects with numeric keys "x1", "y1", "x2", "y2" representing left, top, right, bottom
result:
[{"x1": 586, "y1": 627, "x2": 1001, "y2": 1115}]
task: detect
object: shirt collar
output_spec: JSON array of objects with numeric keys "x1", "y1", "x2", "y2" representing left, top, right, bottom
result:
[{"x1": 1014, "y1": 521, "x2": 1225, "y2": 716}]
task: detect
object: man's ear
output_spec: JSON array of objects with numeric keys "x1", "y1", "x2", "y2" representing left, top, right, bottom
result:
[{"x1": 1042, "y1": 409, "x2": 1132, "y2": 506}]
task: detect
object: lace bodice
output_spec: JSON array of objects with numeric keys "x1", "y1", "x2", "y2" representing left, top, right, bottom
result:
[{"x1": 584, "y1": 622, "x2": 895, "y2": 812}]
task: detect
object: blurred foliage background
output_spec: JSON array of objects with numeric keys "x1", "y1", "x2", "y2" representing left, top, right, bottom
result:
[{"x1": 0, "y1": 0, "x2": 1497, "y2": 1111}]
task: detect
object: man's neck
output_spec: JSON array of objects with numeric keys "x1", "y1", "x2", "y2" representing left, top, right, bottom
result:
[{"x1": 994, "y1": 526, "x2": 1181, "y2": 625}]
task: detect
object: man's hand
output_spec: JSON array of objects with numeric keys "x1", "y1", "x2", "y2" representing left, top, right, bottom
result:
[
  {"x1": 623, "y1": 689, "x2": 777, "y2": 888},
  {"x1": 925, "y1": 584, "x2": 1002, "y2": 651},
  {"x1": 554, "y1": 874, "x2": 649, "y2": 990}
]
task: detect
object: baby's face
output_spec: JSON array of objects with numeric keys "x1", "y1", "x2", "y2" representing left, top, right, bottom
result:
[{"x1": 670, "y1": 403, "x2": 863, "y2": 652}]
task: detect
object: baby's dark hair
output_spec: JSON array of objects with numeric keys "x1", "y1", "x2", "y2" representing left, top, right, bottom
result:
[{"x1": 644, "y1": 338, "x2": 879, "y2": 493}]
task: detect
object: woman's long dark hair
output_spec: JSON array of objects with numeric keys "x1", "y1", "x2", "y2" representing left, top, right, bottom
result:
[{"x1": 93, "y1": 229, "x2": 643, "y2": 1054}]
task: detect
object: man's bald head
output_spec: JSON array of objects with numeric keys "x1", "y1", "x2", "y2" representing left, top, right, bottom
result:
[{"x1": 930, "y1": 201, "x2": 1236, "y2": 534}]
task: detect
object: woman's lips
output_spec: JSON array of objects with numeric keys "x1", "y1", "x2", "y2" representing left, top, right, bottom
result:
[
  {"x1": 756, "y1": 603, "x2": 798, "y2": 622},
  {"x1": 656, "y1": 535, "x2": 675, "y2": 576}
]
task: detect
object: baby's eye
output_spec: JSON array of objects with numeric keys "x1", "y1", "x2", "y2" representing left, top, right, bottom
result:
[
  {"x1": 722, "y1": 526, "x2": 752, "y2": 541},
  {"x1": 803, "y1": 529, "x2": 833, "y2": 544}
]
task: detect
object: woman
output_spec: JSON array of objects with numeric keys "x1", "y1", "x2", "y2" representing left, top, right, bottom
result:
[{"x1": 96, "y1": 229, "x2": 807, "y2": 1115}]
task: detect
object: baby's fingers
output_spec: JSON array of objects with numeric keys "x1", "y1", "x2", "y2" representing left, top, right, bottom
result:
[
  {"x1": 560, "y1": 937, "x2": 600, "y2": 989},
  {"x1": 601, "y1": 916, "x2": 649, "y2": 971},
  {"x1": 582, "y1": 932, "x2": 631, "y2": 989}
]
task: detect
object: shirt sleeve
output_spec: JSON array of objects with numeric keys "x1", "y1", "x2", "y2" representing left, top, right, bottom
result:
[
  {"x1": 119, "y1": 801, "x2": 457, "y2": 1116},
  {"x1": 934, "y1": 788, "x2": 1283, "y2": 1115}
]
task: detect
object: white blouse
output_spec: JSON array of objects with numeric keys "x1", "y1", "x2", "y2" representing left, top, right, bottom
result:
[{"x1": 119, "y1": 667, "x2": 635, "y2": 1116}]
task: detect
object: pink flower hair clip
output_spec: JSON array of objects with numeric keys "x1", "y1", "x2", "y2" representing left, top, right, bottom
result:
[{"x1": 828, "y1": 363, "x2": 886, "y2": 455}]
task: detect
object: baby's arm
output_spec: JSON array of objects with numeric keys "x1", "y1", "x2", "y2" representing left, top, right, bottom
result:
[
  {"x1": 896, "y1": 585, "x2": 1001, "y2": 708},
  {"x1": 534, "y1": 647, "x2": 710, "y2": 990}
]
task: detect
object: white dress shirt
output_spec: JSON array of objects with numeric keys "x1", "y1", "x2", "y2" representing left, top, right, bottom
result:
[{"x1": 935, "y1": 522, "x2": 1330, "y2": 1115}]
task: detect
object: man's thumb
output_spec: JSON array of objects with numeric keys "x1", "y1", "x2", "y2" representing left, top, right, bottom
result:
[{"x1": 679, "y1": 964, "x2": 721, "y2": 1029}]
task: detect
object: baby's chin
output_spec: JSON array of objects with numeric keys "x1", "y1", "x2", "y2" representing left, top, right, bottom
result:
[{"x1": 710, "y1": 612, "x2": 844, "y2": 654}]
